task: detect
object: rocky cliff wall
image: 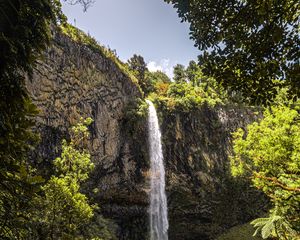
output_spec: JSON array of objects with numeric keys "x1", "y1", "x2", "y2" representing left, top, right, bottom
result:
[
  {"x1": 26, "y1": 30, "x2": 150, "y2": 240},
  {"x1": 158, "y1": 104, "x2": 267, "y2": 240},
  {"x1": 26, "y1": 30, "x2": 267, "y2": 240}
]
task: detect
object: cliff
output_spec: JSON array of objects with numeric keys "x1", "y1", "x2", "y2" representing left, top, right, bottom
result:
[
  {"x1": 26, "y1": 29, "x2": 150, "y2": 239},
  {"x1": 158, "y1": 104, "x2": 267, "y2": 239},
  {"x1": 26, "y1": 29, "x2": 266, "y2": 240}
]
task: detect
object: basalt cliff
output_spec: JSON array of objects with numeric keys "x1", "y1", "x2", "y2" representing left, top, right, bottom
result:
[{"x1": 26, "y1": 29, "x2": 266, "y2": 240}]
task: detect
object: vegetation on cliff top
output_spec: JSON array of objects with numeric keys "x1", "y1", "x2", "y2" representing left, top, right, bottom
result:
[
  {"x1": 59, "y1": 24, "x2": 231, "y2": 114},
  {"x1": 126, "y1": 54, "x2": 228, "y2": 113},
  {"x1": 148, "y1": 71, "x2": 227, "y2": 112}
]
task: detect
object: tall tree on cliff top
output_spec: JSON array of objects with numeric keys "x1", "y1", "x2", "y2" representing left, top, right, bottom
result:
[
  {"x1": 128, "y1": 54, "x2": 149, "y2": 94},
  {"x1": 164, "y1": 0, "x2": 300, "y2": 104},
  {"x1": 173, "y1": 64, "x2": 186, "y2": 83}
]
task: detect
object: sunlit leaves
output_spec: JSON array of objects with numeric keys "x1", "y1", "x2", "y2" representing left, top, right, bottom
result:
[
  {"x1": 231, "y1": 104, "x2": 300, "y2": 239},
  {"x1": 34, "y1": 118, "x2": 98, "y2": 239}
]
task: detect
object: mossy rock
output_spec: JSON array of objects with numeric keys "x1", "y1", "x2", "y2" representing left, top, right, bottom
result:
[{"x1": 216, "y1": 223, "x2": 263, "y2": 240}]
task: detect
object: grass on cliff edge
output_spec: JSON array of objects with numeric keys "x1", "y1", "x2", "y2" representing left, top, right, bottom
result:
[
  {"x1": 216, "y1": 223, "x2": 263, "y2": 240},
  {"x1": 59, "y1": 23, "x2": 142, "y2": 93}
]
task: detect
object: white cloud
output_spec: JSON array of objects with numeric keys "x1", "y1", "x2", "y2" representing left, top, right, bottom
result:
[
  {"x1": 147, "y1": 61, "x2": 163, "y2": 72},
  {"x1": 147, "y1": 59, "x2": 175, "y2": 79}
]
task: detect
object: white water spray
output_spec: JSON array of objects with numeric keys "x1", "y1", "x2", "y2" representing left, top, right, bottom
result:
[{"x1": 146, "y1": 100, "x2": 169, "y2": 240}]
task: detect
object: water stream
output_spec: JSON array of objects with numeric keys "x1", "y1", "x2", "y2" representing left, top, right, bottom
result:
[{"x1": 146, "y1": 99, "x2": 169, "y2": 240}]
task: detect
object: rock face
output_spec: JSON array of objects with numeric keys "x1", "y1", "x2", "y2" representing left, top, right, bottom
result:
[
  {"x1": 27, "y1": 30, "x2": 266, "y2": 240},
  {"x1": 27, "y1": 30, "x2": 150, "y2": 239},
  {"x1": 159, "y1": 105, "x2": 267, "y2": 240}
]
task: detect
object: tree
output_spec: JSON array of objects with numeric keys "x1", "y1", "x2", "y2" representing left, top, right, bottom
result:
[
  {"x1": 173, "y1": 64, "x2": 186, "y2": 83},
  {"x1": 127, "y1": 54, "x2": 148, "y2": 93},
  {"x1": 231, "y1": 103, "x2": 300, "y2": 239},
  {"x1": 0, "y1": 0, "x2": 94, "y2": 237},
  {"x1": 65, "y1": 0, "x2": 95, "y2": 12},
  {"x1": 128, "y1": 54, "x2": 147, "y2": 81},
  {"x1": 186, "y1": 60, "x2": 214, "y2": 88},
  {"x1": 145, "y1": 70, "x2": 171, "y2": 95},
  {"x1": 146, "y1": 70, "x2": 171, "y2": 85},
  {"x1": 32, "y1": 118, "x2": 113, "y2": 239},
  {"x1": 173, "y1": 61, "x2": 227, "y2": 102},
  {"x1": 164, "y1": 0, "x2": 300, "y2": 104},
  {"x1": 186, "y1": 60, "x2": 201, "y2": 86},
  {"x1": 0, "y1": 0, "x2": 64, "y2": 237}
]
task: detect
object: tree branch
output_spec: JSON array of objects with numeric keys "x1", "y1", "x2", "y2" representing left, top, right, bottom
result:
[{"x1": 253, "y1": 173, "x2": 300, "y2": 192}]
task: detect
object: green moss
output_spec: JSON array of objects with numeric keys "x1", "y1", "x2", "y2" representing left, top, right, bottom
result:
[{"x1": 217, "y1": 223, "x2": 263, "y2": 240}]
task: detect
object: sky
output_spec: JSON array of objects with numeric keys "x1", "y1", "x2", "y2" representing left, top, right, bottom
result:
[{"x1": 61, "y1": 0, "x2": 200, "y2": 78}]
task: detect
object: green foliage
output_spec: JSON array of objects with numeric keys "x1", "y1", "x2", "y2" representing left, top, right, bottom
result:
[
  {"x1": 54, "y1": 118, "x2": 94, "y2": 181},
  {"x1": 149, "y1": 65, "x2": 227, "y2": 112},
  {"x1": 127, "y1": 54, "x2": 148, "y2": 94},
  {"x1": 144, "y1": 70, "x2": 171, "y2": 95},
  {"x1": 173, "y1": 64, "x2": 186, "y2": 83},
  {"x1": 128, "y1": 54, "x2": 147, "y2": 81},
  {"x1": 146, "y1": 71, "x2": 171, "y2": 84},
  {"x1": 165, "y1": 0, "x2": 300, "y2": 104},
  {"x1": 186, "y1": 60, "x2": 201, "y2": 86},
  {"x1": 149, "y1": 82, "x2": 223, "y2": 112},
  {"x1": 231, "y1": 104, "x2": 300, "y2": 239},
  {"x1": 251, "y1": 210, "x2": 298, "y2": 239},
  {"x1": 32, "y1": 118, "x2": 114, "y2": 239},
  {"x1": 124, "y1": 98, "x2": 148, "y2": 127},
  {"x1": 38, "y1": 177, "x2": 94, "y2": 236},
  {"x1": 252, "y1": 215, "x2": 279, "y2": 239},
  {"x1": 0, "y1": 0, "x2": 64, "y2": 237}
]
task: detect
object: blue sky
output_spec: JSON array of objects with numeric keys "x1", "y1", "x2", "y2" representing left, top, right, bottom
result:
[{"x1": 62, "y1": 0, "x2": 199, "y2": 77}]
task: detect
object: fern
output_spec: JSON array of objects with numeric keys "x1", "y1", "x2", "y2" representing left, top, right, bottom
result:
[
  {"x1": 252, "y1": 217, "x2": 273, "y2": 239},
  {"x1": 251, "y1": 212, "x2": 298, "y2": 240}
]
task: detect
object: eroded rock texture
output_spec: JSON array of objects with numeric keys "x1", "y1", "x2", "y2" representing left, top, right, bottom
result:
[
  {"x1": 159, "y1": 105, "x2": 267, "y2": 240},
  {"x1": 27, "y1": 31, "x2": 149, "y2": 240}
]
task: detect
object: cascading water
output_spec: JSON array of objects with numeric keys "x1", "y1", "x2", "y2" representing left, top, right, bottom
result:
[{"x1": 146, "y1": 99, "x2": 169, "y2": 240}]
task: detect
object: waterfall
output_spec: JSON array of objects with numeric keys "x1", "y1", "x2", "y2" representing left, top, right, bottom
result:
[{"x1": 146, "y1": 100, "x2": 169, "y2": 240}]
